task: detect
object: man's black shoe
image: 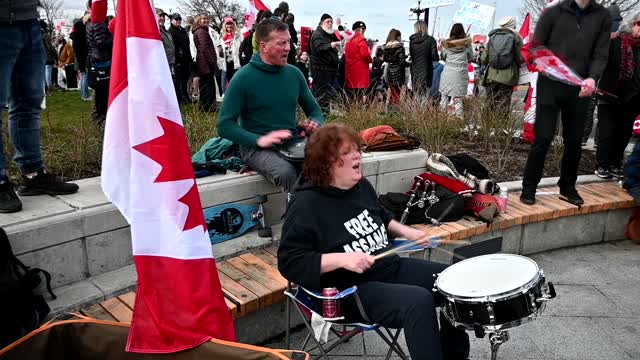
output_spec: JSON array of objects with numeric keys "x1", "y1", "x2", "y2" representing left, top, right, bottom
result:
[
  {"x1": 18, "y1": 169, "x2": 79, "y2": 196},
  {"x1": 520, "y1": 188, "x2": 536, "y2": 205},
  {"x1": 595, "y1": 167, "x2": 612, "y2": 179},
  {"x1": 0, "y1": 180, "x2": 23, "y2": 213},
  {"x1": 560, "y1": 187, "x2": 584, "y2": 206},
  {"x1": 610, "y1": 166, "x2": 624, "y2": 179}
]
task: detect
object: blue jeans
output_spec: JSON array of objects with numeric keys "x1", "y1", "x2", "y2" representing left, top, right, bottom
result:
[
  {"x1": 80, "y1": 71, "x2": 90, "y2": 99},
  {"x1": 0, "y1": 20, "x2": 45, "y2": 176},
  {"x1": 624, "y1": 142, "x2": 640, "y2": 190},
  {"x1": 45, "y1": 64, "x2": 52, "y2": 89}
]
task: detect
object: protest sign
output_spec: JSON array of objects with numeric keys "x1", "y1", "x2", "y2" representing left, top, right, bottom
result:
[{"x1": 452, "y1": 0, "x2": 495, "y2": 31}]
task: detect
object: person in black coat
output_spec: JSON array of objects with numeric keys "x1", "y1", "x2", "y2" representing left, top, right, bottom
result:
[
  {"x1": 521, "y1": 0, "x2": 611, "y2": 206},
  {"x1": 409, "y1": 20, "x2": 438, "y2": 99},
  {"x1": 595, "y1": 13, "x2": 640, "y2": 179},
  {"x1": 72, "y1": 18, "x2": 89, "y2": 99},
  {"x1": 309, "y1": 13, "x2": 340, "y2": 113},
  {"x1": 86, "y1": 13, "x2": 113, "y2": 124},
  {"x1": 296, "y1": 50, "x2": 310, "y2": 83},
  {"x1": 384, "y1": 29, "x2": 409, "y2": 105},
  {"x1": 169, "y1": 13, "x2": 192, "y2": 105},
  {"x1": 286, "y1": 13, "x2": 298, "y2": 65}
]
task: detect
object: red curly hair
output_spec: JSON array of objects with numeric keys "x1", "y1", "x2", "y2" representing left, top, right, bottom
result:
[{"x1": 304, "y1": 123, "x2": 364, "y2": 188}]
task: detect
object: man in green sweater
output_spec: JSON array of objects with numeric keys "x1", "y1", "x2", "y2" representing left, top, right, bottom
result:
[{"x1": 217, "y1": 19, "x2": 324, "y2": 193}]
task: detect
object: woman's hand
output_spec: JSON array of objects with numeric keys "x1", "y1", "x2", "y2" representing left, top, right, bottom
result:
[
  {"x1": 405, "y1": 228, "x2": 433, "y2": 247},
  {"x1": 388, "y1": 220, "x2": 433, "y2": 247},
  {"x1": 340, "y1": 253, "x2": 375, "y2": 274}
]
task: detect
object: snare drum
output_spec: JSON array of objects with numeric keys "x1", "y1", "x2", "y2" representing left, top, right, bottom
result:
[{"x1": 436, "y1": 254, "x2": 555, "y2": 332}]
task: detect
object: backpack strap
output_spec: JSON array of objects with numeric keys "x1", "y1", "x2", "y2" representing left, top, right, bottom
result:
[{"x1": 9, "y1": 249, "x2": 57, "y2": 300}]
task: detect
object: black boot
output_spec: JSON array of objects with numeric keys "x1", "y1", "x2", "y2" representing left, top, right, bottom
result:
[
  {"x1": 18, "y1": 169, "x2": 79, "y2": 196},
  {"x1": 560, "y1": 187, "x2": 584, "y2": 206},
  {"x1": 0, "y1": 180, "x2": 22, "y2": 213},
  {"x1": 520, "y1": 187, "x2": 536, "y2": 205}
]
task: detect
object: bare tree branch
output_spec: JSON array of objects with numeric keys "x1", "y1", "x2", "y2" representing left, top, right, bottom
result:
[
  {"x1": 178, "y1": 0, "x2": 245, "y2": 32},
  {"x1": 39, "y1": 0, "x2": 64, "y2": 33}
]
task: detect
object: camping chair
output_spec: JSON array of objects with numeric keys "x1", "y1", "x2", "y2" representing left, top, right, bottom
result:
[
  {"x1": 284, "y1": 286, "x2": 408, "y2": 360},
  {"x1": 284, "y1": 240, "x2": 428, "y2": 359}
]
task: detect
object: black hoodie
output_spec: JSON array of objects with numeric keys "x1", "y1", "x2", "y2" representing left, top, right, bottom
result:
[
  {"x1": 278, "y1": 179, "x2": 399, "y2": 291},
  {"x1": 533, "y1": 0, "x2": 611, "y2": 81}
]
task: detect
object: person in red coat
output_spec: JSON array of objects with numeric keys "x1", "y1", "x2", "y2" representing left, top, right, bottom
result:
[{"x1": 344, "y1": 21, "x2": 372, "y2": 101}]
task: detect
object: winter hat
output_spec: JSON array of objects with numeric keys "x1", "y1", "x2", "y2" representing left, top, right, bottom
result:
[
  {"x1": 498, "y1": 16, "x2": 516, "y2": 30},
  {"x1": 352, "y1": 21, "x2": 366, "y2": 31},
  {"x1": 320, "y1": 13, "x2": 333, "y2": 23}
]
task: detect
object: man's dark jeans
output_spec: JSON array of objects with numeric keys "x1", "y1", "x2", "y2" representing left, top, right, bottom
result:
[
  {"x1": 239, "y1": 146, "x2": 301, "y2": 193},
  {"x1": 523, "y1": 76, "x2": 589, "y2": 191},
  {"x1": 0, "y1": 19, "x2": 45, "y2": 178}
]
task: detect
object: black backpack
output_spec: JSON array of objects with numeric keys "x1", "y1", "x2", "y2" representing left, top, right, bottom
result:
[
  {"x1": 488, "y1": 32, "x2": 516, "y2": 70},
  {"x1": 0, "y1": 228, "x2": 56, "y2": 348},
  {"x1": 379, "y1": 185, "x2": 465, "y2": 225}
]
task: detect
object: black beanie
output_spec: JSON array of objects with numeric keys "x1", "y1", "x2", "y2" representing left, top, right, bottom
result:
[{"x1": 320, "y1": 13, "x2": 332, "y2": 23}]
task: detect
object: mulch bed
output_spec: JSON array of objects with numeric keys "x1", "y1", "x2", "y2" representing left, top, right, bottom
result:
[{"x1": 441, "y1": 138, "x2": 598, "y2": 183}]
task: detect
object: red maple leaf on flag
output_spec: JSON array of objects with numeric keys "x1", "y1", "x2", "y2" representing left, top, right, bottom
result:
[
  {"x1": 133, "y1": 116, "x2": 205, "y2": 232},
  {"x1": 178, "y1": 183, "x2": 207, "y2": 232},
  {"x1": 132, "y1": 116, "x2": 194, "y2": 183}
]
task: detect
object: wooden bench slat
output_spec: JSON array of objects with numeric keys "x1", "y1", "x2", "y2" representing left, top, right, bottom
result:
[
  {"x1": 118, "y1": 292, "x2": 136, "y2": 310},
  {"x1": 575, "y1": 186, "x2": 606, "y2": 213},
  {"x1": 254, "y1": 249, "x2": 279, "y2": 268},
  {"x1": 230, "y1": 255, "x2": 287, "y2": 302},
  {"x1": 218, "y1": 272, "x2": 260, "y2": 316},
  {"x1": 224, "y1": 297, "x2": 239, "y2": 319},
  {"x1": 101, "y1": 297, "x2": 133, "y2": 323},
  {"x1": 507, "y1": 199, "x2": 538, "y2": 224},
  {"x1": 81, "y1": 303, "x2": 116, "y2": 321},
  {"x1": 264, "y1": 246, "x2": 279, "y2": 257},
  {"x1": 538, "y1": 194, "x2": 579, "y2": 217},
  {"x1": 589, "y1": 183, "x2": 633, "y2": 208},
  {"x1": 239, "y1": 253, "x2": 288, "y2": 288},
  {"x1": 228, "y1": 257, "x2": 285, "y2": 292},
  {"x1": 218, "y1": 261, "x2": 274, "y2": 307}
]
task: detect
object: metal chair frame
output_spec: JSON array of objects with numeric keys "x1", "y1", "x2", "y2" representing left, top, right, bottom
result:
[
  {"x1": 283, "y1": 240, "x2": 431, "y2": 359},
  {"x1": 284, "y1": 285, "x2": 409, "y2": 360}
]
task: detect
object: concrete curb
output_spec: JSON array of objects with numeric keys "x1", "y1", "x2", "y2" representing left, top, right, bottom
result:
[{"x1": 498, "y1": 174, "x2": 608, "y2": 192}]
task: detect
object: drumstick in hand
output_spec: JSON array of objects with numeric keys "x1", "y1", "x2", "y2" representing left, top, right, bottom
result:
[{"x1": 374, "y1": 239, "x2": 471, "y2": 261}]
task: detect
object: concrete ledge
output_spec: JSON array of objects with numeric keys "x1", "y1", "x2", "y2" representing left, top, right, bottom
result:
[{"x1": 3, "y1": 150, "x2": 426, "y2": 293}]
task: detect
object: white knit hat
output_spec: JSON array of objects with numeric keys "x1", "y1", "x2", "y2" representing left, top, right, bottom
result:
[{"x1": 498, "y1": 16, "x2": 516, "y2": 30}]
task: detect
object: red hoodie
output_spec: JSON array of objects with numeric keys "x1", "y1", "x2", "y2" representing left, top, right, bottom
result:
[{"x1": 344, "y1": 32, "x2": 372, "y2": 89}]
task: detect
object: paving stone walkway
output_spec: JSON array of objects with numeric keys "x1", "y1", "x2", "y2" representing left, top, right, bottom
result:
[{"x1": 265, "y1": 240, "x2": 640, "y2": 359}]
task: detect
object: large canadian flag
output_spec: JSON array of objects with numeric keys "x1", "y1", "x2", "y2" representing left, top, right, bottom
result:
[{"x1": 101, "y1": 0, "x2": 235, "y2": 353}]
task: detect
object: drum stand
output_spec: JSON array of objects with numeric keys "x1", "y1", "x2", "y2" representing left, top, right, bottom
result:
[{"x1": 489, "y1": 331, "x2": 509, "y2": 360}]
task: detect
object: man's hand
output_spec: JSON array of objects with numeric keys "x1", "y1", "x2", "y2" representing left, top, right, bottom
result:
[
  {"x1": 340, "y1": 253, "x2": 375, "y2": 274},
  {"x1": 331, "y1": 41, "x2": 340, "y2": 49},
  {"x1": 256, "y1": 130, "x2": 292, "y2": 148},
  {"x1": 579, "y1": 78, "x2": 596, "y2": 98},
  {"x1": 298, "y1": 119, "x2": 320, "y2": 135}
]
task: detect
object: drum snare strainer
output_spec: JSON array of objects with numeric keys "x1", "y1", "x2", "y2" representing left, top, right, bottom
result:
[{"x1": 435, "y1": 254, "x2": 556, "y2": 359}]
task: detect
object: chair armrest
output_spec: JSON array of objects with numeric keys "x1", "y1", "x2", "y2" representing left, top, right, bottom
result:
[{"x1": 301, "y1": 286, "x2": 358, "y2": 300}]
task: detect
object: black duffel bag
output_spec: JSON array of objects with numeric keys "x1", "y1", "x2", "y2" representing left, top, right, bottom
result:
[{"x1": 379, "y1": 185, "x2": 465, "y2": 225}]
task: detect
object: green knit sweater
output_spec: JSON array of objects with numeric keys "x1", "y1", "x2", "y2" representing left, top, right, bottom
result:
[{"x1": 217, "y1": 53, "x2": 324, "y2": 147}]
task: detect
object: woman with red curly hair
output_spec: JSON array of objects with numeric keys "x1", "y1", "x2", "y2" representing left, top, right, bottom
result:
[{"x1": 278, "y1": 123, "x2": 469, "y2": 360}]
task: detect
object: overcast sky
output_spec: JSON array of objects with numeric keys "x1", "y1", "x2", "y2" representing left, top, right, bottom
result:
[{"x1": 63, "y1": 0, "x2": 524, "y2": 40}]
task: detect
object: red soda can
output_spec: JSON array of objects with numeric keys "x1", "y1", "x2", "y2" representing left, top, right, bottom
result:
[{"x1": 322, "y1": 287, "x2": 340, "y2": 318}]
